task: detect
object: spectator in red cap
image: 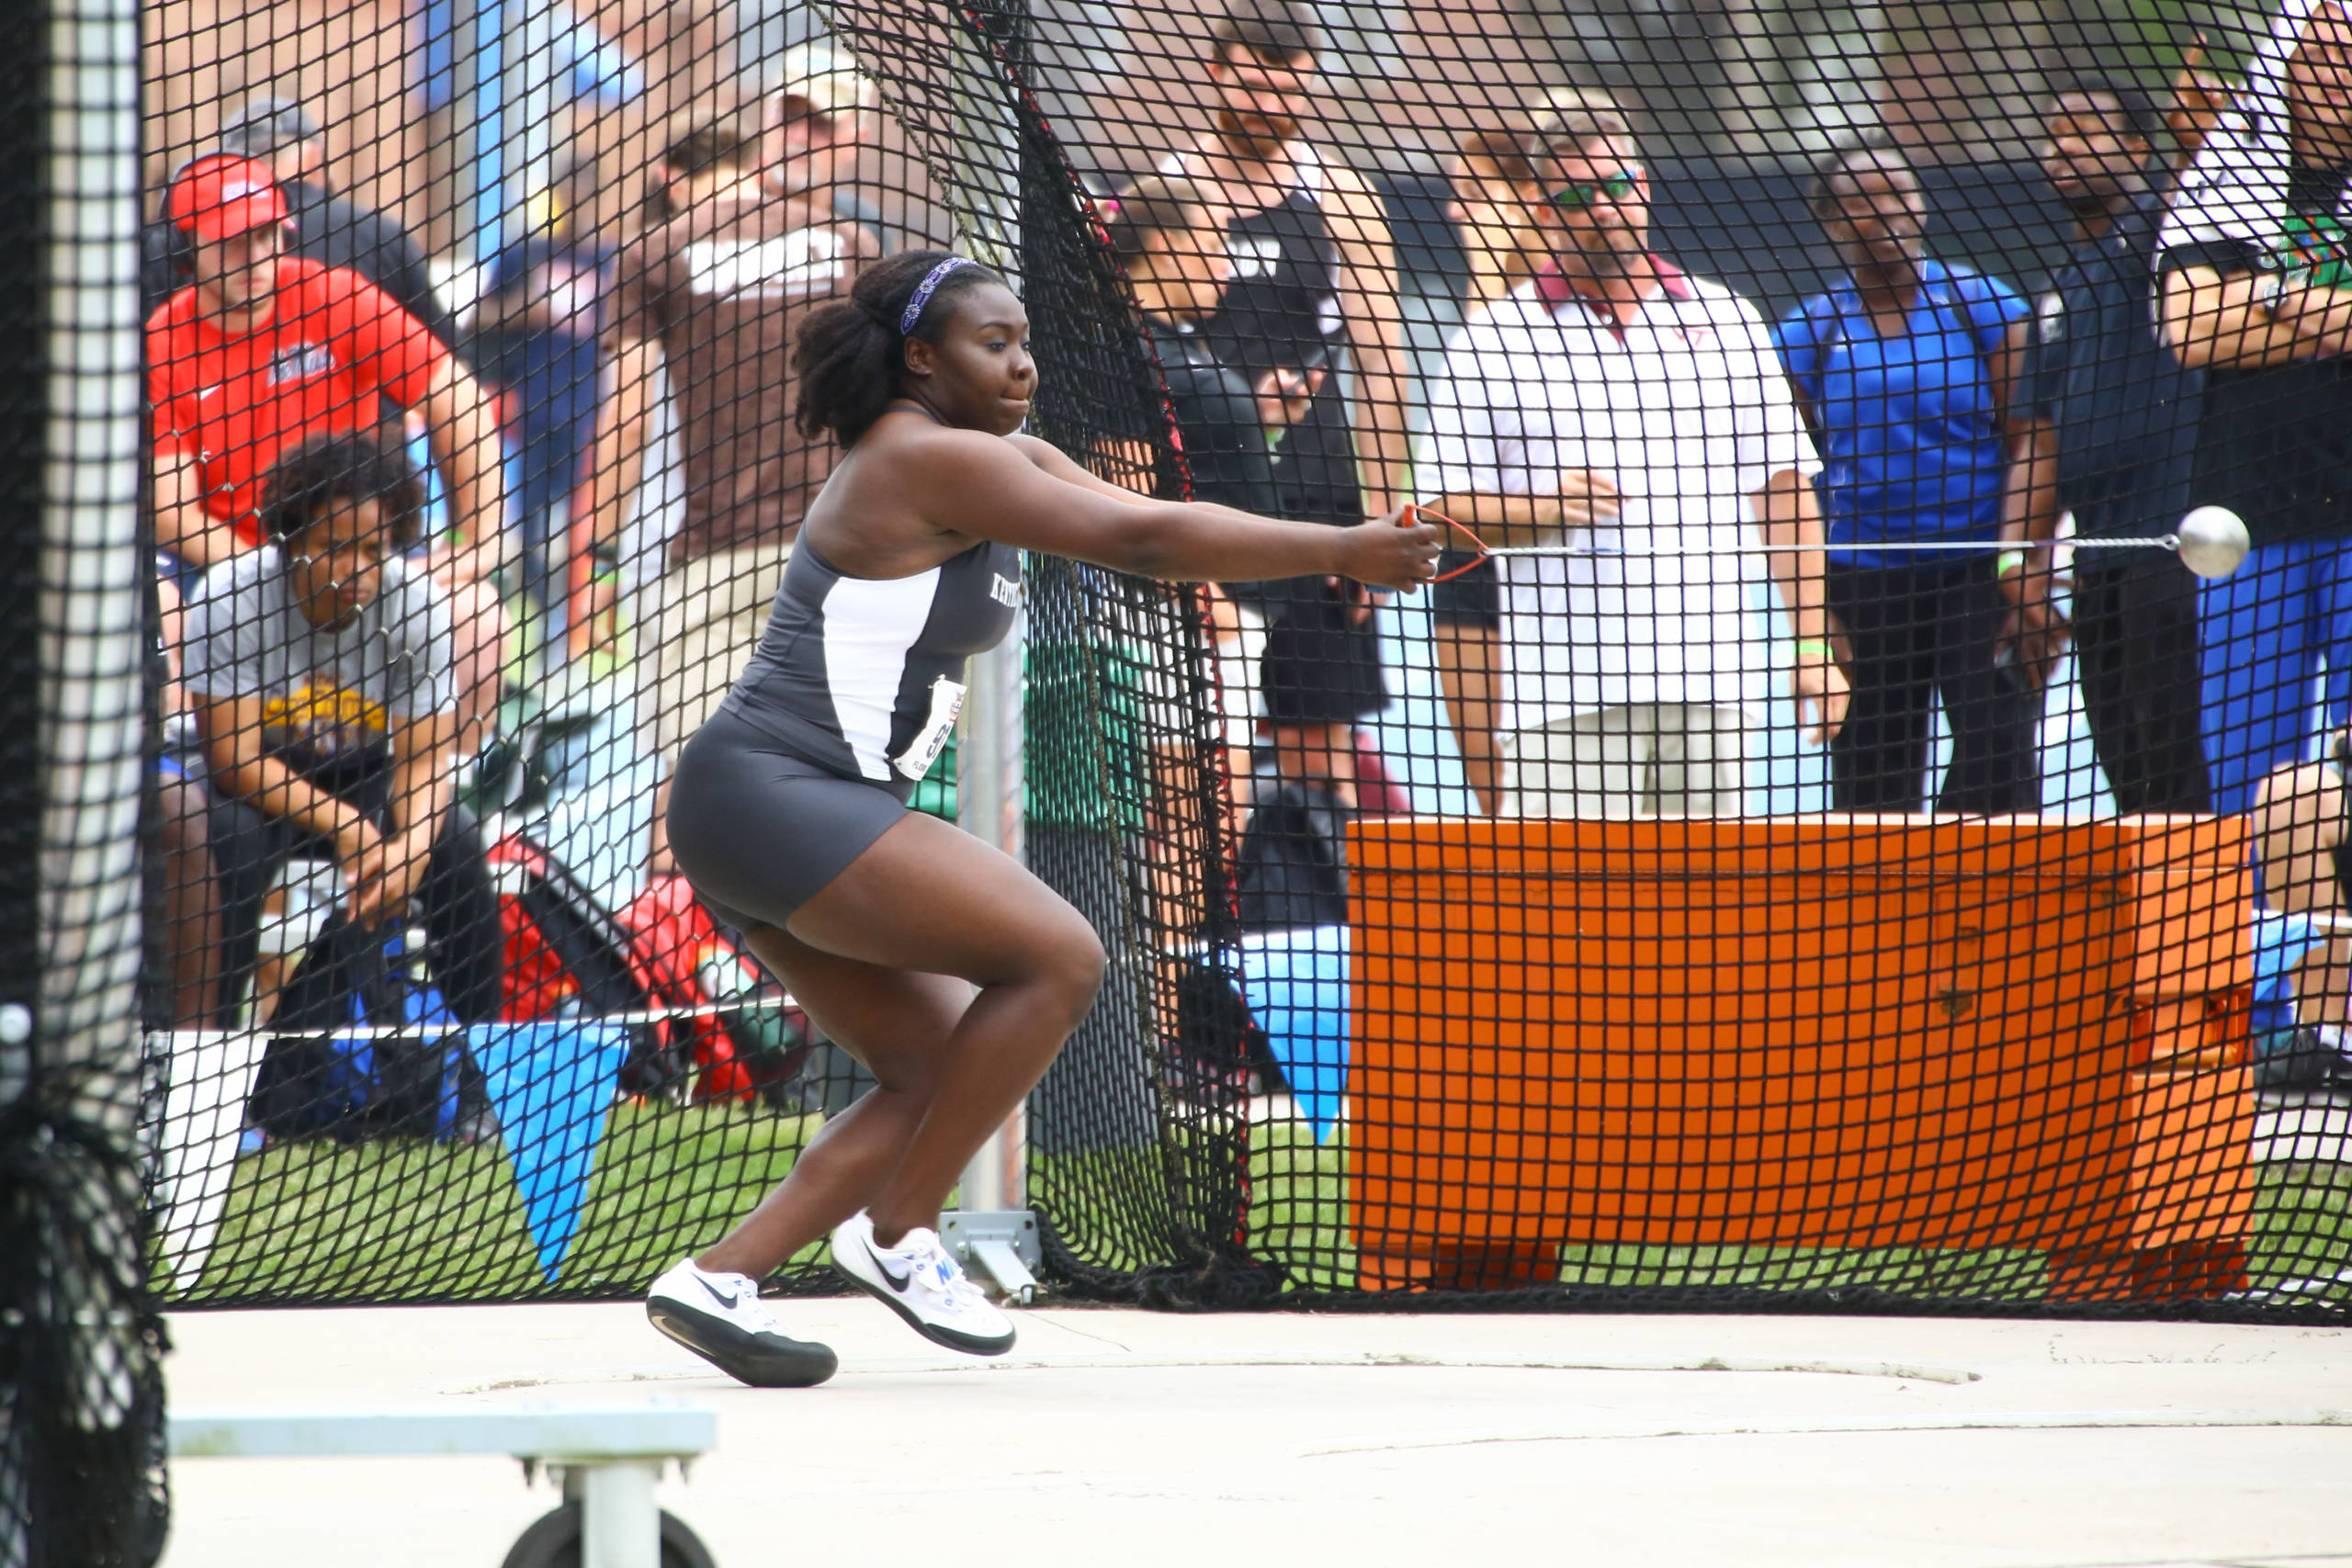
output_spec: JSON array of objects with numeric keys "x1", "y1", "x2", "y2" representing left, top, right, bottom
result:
[
  {"x1": 147, "y1": 152, "x2": 510, "y2": 731},
  {"x1": 138, "y1": 96, "x2": 456, "y2": 345}
]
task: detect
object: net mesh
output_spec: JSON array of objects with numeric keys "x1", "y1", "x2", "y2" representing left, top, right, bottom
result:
[{"x1": 85, "y1": 0, "x2": 2351, "y2": 1332}]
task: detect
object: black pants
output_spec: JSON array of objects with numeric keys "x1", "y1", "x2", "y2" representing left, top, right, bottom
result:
[
  {"x1": 209, "y1": 773, "x2": 505, "y2": 1026},
  {"x1": 2071, "y1": 551, "x2": 2213, "y2": 815},
  {"x1": 1826, "y1": 561, "x2": 2041, "y2": 815}
]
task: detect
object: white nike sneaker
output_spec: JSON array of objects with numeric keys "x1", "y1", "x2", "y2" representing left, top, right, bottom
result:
[
  {"x1": 646, "y1": 1258, "x2": 838, "y2": 1387},
  {"x1": 831, "y1": 1210, "x2": 1016, "y2": 1357}
]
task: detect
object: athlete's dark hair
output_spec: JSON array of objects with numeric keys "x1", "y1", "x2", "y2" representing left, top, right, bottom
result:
[
  {"x1": 793, "y1": 248, "x2": 1006, "y2": 447},
  {"x1": 257, "y1": 430, "x2": 427, "y2": 548},
  {"x1": 1805, "y1": 133, "x2": 1916, "y2": 223},
  {"x1": 2047, "y1": 72, "x2": 2162, "y2": 142}
]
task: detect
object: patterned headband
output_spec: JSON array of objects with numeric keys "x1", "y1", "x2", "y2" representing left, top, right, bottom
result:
[{"x1": 899, "y1": 255, "x2": 977, "y2": 336}]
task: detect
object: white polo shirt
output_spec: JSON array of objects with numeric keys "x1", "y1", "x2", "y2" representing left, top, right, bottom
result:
[{"x1": 1419, "y1": 262, "x2": 1819, "y2": 732}]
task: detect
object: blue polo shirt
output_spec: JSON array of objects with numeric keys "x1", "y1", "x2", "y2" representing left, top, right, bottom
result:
[
  {"x1": 1774, "y1": 259, "x2": 2027, "y2": 568},
  {"x1": 2024, "y1": 191, "x2": 2200, "y2": 549}
]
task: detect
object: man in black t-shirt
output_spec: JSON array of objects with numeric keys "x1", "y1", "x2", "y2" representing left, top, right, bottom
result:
[
  {"x1": 2028, "y1": 77, "x2": 2210, "y2": 812},
  {"x1": 2158, "y1": 0, "x2": 2352, "y2": 818}
]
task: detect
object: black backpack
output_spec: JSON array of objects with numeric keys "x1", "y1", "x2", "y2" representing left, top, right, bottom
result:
[
  {"x1": 1235, "y1": 780, "x2": 1350, "y2": 932},
  {"x1": 248, "y1": 916, "x2": 467, "y2": 1143}
]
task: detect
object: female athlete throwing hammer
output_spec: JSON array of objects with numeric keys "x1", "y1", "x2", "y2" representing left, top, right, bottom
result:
[{"x1": 645, "y1": 249, "x2": 1440, "y2": 1386}]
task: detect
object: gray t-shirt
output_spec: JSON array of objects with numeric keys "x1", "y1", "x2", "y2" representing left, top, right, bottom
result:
[{"x1": 183, "y1": 548, "x2": 458, "y2": 777}]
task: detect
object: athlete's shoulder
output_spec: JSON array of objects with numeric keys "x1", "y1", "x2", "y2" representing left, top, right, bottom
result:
[
  {"x1": 1001, "y1": 431, "x2": 1068, "y2": 468},
  {"x1": 856, "y1": 412, "x2": 1017, "y2": 470}
]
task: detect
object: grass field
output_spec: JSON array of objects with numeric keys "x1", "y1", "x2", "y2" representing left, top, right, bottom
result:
[
  {"x1": 1240, "y1": 1117, "x2": 2352, "y2": 1303},
  {"x1": 163, "y1": 1100, "x2": 2352, "y2": 1311},
  {"x1": 170, "y1": 1100, "x2": 831, "y2": 1304}
]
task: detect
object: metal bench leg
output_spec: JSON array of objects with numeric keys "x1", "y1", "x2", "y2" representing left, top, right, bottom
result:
[{"x1": 564, "y1": 1459, "x2": 664, "y2": 1568}]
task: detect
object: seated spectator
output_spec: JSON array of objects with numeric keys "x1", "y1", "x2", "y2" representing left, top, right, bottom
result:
[
  {"x1": 184, "y1": 433, "x2": 504, "y2": 1024},
  {"x1": 146, "y1": 152, "x2": 510, "y2": 745}
]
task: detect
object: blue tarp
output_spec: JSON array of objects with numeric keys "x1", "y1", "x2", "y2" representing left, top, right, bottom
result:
[
  {"x1": 1232, "y1": 924, "x2": 1351, "y2": 1144},
  {"x1": 468, "y1": 1021, "x2": 631, "y2": 1281}
]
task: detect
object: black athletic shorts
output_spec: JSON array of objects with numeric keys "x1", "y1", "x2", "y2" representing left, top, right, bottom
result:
[
  {"x1": 667, "y1": 707, "x2": 910, "y2": 932},
  {"x1": 1427, "y1": 550, "x2": 1499, "y2": 629}
]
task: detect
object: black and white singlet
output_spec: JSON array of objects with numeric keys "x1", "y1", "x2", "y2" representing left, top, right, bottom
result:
[
  {"x1": 667, "y1": 536, "x2": 1023, "y2": 930},
  {"x1": 721, "y1": 537, "x2": 1023, "y2": 790}
]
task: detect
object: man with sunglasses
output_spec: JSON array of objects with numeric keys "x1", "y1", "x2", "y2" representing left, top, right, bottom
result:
[{"x1": 1419, "y1": 92, "x2": 1847, "y2": 820}]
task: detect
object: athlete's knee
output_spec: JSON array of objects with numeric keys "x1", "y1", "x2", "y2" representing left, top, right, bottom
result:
[{"x1": 1026, "y1": 911, "x2": 1107, "y2": 1023}]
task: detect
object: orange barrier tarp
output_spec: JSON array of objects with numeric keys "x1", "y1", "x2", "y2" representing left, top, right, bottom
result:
[{"x1": 1346, "y1": 815, "x2": 2257, "y2": 1298}]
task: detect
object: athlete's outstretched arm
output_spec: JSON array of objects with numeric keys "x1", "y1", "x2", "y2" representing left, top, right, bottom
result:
[
  {"x1": 931, "y1": 428, "x2": 1437, "y2": 589},
  {"x1": 1013, "y1": 432, "x2": 1413, "y2": 546}
]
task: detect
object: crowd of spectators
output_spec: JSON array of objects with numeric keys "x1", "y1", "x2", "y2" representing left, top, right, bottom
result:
[{"x1": 141, "y1": 0, "x2": 2351, "y2": 1046}]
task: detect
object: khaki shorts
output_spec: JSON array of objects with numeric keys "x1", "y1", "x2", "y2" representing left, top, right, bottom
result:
[
  {"x1": 637, "y1": 545, "x2": 792, "y2": 760},
  {"x1": 1499, "y1": 704, "x2": 1750, "y2": 819}
]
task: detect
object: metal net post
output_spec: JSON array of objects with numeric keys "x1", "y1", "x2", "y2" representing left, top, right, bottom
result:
[{"x1": 0, "y1": 0, "x2": 169, "y2": 1561}]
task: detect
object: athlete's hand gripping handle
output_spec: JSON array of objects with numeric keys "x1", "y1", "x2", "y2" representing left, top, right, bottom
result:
[{"x1": 1336, "y1": 505, "x2": 1442, "y2": 593}]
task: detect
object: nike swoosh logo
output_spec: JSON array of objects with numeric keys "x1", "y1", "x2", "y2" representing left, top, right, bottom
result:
[
  {"x1": 697, "y1": 1276, "x2": 739, "y2": 1311},
  {"x1": 866, "y1": 1241, "x2": 913, "y2": 1292}
]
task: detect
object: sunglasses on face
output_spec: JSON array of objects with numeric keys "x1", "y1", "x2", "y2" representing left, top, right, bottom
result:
[{"x1": 1546, "y1": 169, "x2": 1641, "y2": 211}]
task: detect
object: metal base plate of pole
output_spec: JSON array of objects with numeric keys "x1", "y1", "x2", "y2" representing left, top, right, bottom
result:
[{"x1": 940, "y1": 1210, "x2": 1044, "y2": 1303}]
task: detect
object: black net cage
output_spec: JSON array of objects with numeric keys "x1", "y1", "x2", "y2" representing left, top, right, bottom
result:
[{"x1": 7, "y1": 14, "x2": 2347, "y2": 1550}]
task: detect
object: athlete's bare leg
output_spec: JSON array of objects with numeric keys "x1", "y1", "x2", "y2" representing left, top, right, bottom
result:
[
  {"x1": 693, "y1": 939, "x2": 967, "y2": 1279},
  {"x1": 694, "y1": 808, "x2": 1104, "y2": 1269}
]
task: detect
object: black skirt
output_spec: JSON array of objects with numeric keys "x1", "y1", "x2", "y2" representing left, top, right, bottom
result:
[{"x1": 1255, "y1": 577, "x2": 1387, "y2": 724}]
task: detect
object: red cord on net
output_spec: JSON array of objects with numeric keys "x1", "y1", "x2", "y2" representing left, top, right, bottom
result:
[{"x1": 1404, "y1": 504, "x2": 1496, "y2": 583}]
